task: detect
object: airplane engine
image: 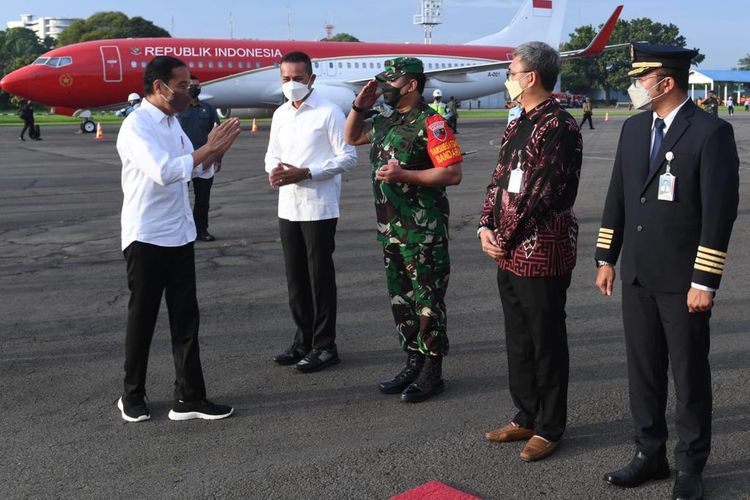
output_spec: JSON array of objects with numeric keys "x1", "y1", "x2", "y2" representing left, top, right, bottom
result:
[
  {"x1": 216, "y1": 107, "x2": 276, "y2": 119},
  {"x1": 311, "y1": 85, "x2": 357, "y2": 113}
]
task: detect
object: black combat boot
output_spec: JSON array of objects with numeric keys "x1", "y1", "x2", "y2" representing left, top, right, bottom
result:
[
  {"x1": 378, "y1": 351, "x2": 425, "y2": 394},
  {"x1": 400, "y1": 355, "x2": 444, "y2": 403}
]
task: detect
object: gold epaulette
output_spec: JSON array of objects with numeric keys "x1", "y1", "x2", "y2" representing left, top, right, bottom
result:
[
  {"x1": 694, "y1": 246, "x2": 726, "y2": 275},
  {"x1": 596, "y1": 227, "x2": 614, "y2": 250}
]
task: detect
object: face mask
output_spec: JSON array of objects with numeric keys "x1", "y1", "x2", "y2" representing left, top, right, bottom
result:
[
  {"x1": 381, "y1": 82, "x2": 407, "y2": 107},
  {"x1": 282, "y1": 80, "x2": 312, "y2": 102},
  {"x1": 188, "y1": 86, "x2": 201, "y2": 98},
  {"x1": 160, "y1": 81, "x2": 191, "y2": 113},
  {"x1": 504, "y1": 72, "x2": 530, "y2": 102},
  {"x1": 627, "y1": 77, "x2": 666, "y2": 110}
]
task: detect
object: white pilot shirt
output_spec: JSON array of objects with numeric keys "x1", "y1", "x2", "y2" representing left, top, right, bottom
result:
[
  {"x1": 117, "y1": 97, "x2": 214, "y2": 250},
  {"x1": 264, "y1": 89, "x2": 357, "y2": 221}
]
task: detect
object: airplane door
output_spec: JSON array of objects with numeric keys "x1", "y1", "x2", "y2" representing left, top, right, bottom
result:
[
  {"x1": 100, "y1": 45, "x2": 122, "y2": 82},
  {"x1": 325, "y1": 60, "x2": 337, "y2": 77}
]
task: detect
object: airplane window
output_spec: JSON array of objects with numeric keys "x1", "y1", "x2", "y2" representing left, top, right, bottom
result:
[
  {"x1": 208, "y1": 61, "x2": 214, "y2": 68},
  {"x1": 131, "y1": 61, "x2": 138, "y2": 69},
  {"x1": 355, "y1": 62, "x2": 359, "y2": 68},
  {"x1": 338, "y1": 62, "x2": 342, "y2": 68},
  {"x1": 329, "y1": 62, "x2": 333, "y2": 68},
  {"x1": 218, "y1": 61, "x2": 224, "y2": 68},
  {"x1": 314, "y1": 62, "x2": 319, "y2": 68},
  {"x1": 188, "y1": 61, "x2": 195, "y2": 68},
  {"x1": 347, "y1": 62, "x2": 351, "y2": 68},
  {"x1": 257, "y1": 62, "x2": 262, "y2": 68},
  {"x1": 428, "y1": 63, "x2": 433, "y2": 69},
  {"x1": 33, "y1": 57, "x2": 49, "y2": 65},
  {"x1": 377, "y1": 62, "x2": 382, "y2": 68},
  {"x1": 238, "y1": 61, "x2": 244, "y2": 68},
  {"x1": 228, "y1": 61, "x2": 233, "y2": 68},
  {"x1": 441, "y1": 63, "x2": 446, "y2": 68},
  {"x1": 141, "y1": 61, "x2": 147, "y2": 68},
  {"x1": 369, "y1": 62, "x2": 374, "y2": 68},
  {"x1": 198, "y1": 62, "x2": 204, "y2": 68}
]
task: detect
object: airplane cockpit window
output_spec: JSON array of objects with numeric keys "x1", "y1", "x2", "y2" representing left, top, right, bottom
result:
[
  {"x1": 46, "y1": 57, "x2": 60, "y2": 66},
  {"x1": 33, "y1": 57, "x2": 49, "y2": 65},
  {"x1": 57, "y1": 57, "x2": 72, "y2": 67}
]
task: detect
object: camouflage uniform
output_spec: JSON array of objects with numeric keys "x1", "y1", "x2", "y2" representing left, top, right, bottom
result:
[{"x1": 367, "y1": 58, "x2": 463, "y2": 357}]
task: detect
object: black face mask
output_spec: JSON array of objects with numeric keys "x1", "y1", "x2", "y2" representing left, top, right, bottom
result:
[
  {"x1": 381, "y1": 82, "x2": 406, "y2": 107},
  {"x1": 188, "y1": 86, "x2": 201, "y2": 98}
]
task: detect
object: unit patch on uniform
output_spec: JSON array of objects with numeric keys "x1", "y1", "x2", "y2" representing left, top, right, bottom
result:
[{"x1": 428, "y1": 120, "x2": 448, "y2": 141}]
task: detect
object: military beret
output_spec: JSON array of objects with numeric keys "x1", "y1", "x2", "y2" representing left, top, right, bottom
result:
[
  {"x1": 628, "y1": 42, "x2": 699, "y2": 77},
  {"x1": 375, "y1": 57, "x2": 424, "y2": 82}
]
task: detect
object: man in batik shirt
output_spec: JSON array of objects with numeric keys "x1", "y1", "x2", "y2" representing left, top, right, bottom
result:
[
  {"x1": 345, "y1": 57, "x2": 463, "y2": 403},
  {"x1": 478, "y1": 42, "x2": 582, "y2": 462}
]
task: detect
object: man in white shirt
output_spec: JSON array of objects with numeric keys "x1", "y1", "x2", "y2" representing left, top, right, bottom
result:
[
  {"x1": 116, "y1": 56, "x2": 240, "y2": 423},
  {"x1": 264, "y1": 51, "x2": 357, "y2": 373}
]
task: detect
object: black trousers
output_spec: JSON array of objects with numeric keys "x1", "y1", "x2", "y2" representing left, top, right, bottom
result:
[
  {"x1": 580, "y1": 112, "x2": 594, "y2": 129},
  {"x1": 20, "y1": 118, "x2": 34, "y2": 138},
  {"x1": 279, "y1": 218, "x2": 337, "y2": 351},
  {"x1": 497, "y1": 270, "x2": 571, "y2": 441},
  {"x1": 123, "y1": 241, "x2": 206, "y2": 402},
  {"x1": 192, "y1": 176, "x2": 214, "y2": 234},
  {"x1": 622, "y1": 283, "x2": 712, "y2": 474}
]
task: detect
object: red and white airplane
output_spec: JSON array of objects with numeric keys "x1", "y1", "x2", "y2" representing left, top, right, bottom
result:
[{"x1": 1, "y1": 0, "x2": 622, "y2": 132}]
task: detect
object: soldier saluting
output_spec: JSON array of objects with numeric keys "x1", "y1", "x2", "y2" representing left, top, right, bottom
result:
[
  {"x1": 345, "y1": 57, "x2": 463, "y2": 403},
  {"x1": 596, "y1": 43, "x2": 739, "y2": 500}
]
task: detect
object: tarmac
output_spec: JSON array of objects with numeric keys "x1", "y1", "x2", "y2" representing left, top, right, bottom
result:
[{"x1": 0, "y1": 111, "x2": 748, "y2": 499}]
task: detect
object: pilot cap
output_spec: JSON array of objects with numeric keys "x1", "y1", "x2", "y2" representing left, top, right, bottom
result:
[
  {"x1": 375, "y1": 57, "x2": 424, "y2": 82},
  {"x1": 628, "y1": 42, "x2": 698, "y2": 77},
  {"x1": 127, "y1": 92, "x2": 141, "y2": 101}
]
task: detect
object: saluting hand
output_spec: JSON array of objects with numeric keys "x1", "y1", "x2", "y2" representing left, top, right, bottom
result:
[
  {"x1": 354, "y1": 80, "x2": 380, "y2": 110},
  {"x1": 596, "y1": 265, "x2": 615, "y2": 296},
  {"x1": 687, "y1": 287, "x2": 714, "y2": 313}
]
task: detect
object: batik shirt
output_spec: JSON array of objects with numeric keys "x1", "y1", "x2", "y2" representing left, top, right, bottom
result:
[
  {"x1": 479, "y1": 97, "x2": 582, "y2": 277},
  {"x1": 369, "y1": 101, "x2": 462, "y2": 245}
]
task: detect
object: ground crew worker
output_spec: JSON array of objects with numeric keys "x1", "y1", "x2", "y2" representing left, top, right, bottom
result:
[
  {"x1": 429, "y1": 88, "x2": 447, "y2": 116},
  {"x1": 580, "y1": 97, "x2": 594, "y2": 129},
  {"x1": 344, "y1": 57, "x2": 463, "y2": 403}
]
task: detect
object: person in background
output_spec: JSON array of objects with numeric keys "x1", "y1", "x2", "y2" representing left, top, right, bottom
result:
[
  {"x1": 580, "y1": 97, "x2": 595, "y2": 129},
  {"x1": 726, "y1": 96, "x2": 734, "y2": 116},
  {"x1": 429, "y1": 88, "x2": 447, "y2": 116},
  {"x1": 507, "y1": 101, "x2": 522, "y2": 125},
  {"x1": 178, "y1": 76, "x2": 222, "y2": 242},
  {"x1": 19, "y1": 100, "x2": 37, "y2": 141},
  {"x1": 445, "y1": 96, "x2": 459, "y2": 132}
]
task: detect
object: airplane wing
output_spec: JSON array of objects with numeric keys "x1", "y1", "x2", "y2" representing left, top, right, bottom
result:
[{"x1": 344, "y1": 4, "x2": 624, "y2": 85}]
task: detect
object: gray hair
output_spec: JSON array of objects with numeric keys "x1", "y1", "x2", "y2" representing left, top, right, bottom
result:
[{"x1": 512, "y1": 41, "x2": 560, "y2": 92}]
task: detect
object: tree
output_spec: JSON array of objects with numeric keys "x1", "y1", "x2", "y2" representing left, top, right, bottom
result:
[
  {"x1": 560, "y1": 18, "x2": 704, "y2": 101},
  {"x1": 57, "y1": 12, "x2": 170, "y2": 46},
  {"x1": 321, "y1": 33, "x2": 360, "y2": 42},
  {"x1": 738, "y1": 54, "x2": 750, "y2": 70}
]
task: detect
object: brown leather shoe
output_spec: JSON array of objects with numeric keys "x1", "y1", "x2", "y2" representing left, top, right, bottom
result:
[
  {"x1": 520, "y1": 435, "x2": 560, "y2": 462},
  {"x1": 485, "y1": 422, "x2": 535, "y2": 443}
]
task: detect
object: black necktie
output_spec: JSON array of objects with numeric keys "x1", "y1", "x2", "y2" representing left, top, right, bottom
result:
[{"x1": 648, "y1": 118, "x2": 665, "y2": 177}]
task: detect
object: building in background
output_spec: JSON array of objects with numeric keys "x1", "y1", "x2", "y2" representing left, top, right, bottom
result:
[{"x1": 6, "y1": 14, "x2": 80, "y2": 40}]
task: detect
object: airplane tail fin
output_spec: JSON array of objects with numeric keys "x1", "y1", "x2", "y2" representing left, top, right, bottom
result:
[{"x1": 467, "y1": 0, "x2": 567, "y2": 49}]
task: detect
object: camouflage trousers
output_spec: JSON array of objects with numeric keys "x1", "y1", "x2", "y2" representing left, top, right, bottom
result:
[{"x1": 382, "y1": 240, "x2": 450, "y2": 356}]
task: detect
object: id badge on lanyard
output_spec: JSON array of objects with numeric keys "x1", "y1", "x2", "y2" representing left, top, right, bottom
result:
[
  {"x1": 508, "y1": 156, "x2": 524, "y2": 194},
  {"x1": 658, "y1": 151, "x2": 676, "y2": 202}
]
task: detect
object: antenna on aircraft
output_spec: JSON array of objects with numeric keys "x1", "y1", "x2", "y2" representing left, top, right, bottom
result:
[{"x1": 413, "y1": 0, "x2": 442, "y2": 44}]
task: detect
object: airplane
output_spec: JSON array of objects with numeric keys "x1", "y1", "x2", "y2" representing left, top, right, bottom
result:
[{"x1": 0, "y1": 0, "x2": 623, "y2": 133}]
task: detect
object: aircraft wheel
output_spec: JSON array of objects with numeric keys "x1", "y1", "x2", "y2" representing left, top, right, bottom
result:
[{"x1": 81, "y1": 120, "x2": 96, "y2": 133}]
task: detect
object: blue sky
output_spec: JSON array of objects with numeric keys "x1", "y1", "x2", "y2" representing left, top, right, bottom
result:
[{"x1": 3, "y1": 0, "x2": 748, "y2": 69}]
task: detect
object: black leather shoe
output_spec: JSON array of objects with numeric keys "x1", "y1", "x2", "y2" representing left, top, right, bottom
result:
[
  {"x1": 604, "y1": 449, "x2": 670, "y2": 487},
  {"x1": 672, "y1": 471, "x2": 703, "y2": 500},
  {"x1": 273, "y1": 345, "x2": 308, "y2": 365},
  {"x1": 401, "y1": 355, "x2": 444, "y2": 403},
  {"x1": 379, "y1": 351, "x2": 425, "y2": 394},
  {"x1": 296, "y1": 346, "x2": 340, "y2": 373},
  {"x1": 196, "y1": 232, "x2": 215, "y2": 242}
]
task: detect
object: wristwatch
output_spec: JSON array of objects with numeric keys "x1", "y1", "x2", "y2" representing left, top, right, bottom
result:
[
  {"x1": 351, "y1": 101, "x2": 368, "y2": 113},
  {"x1": 596, "y1": 260, "x2": 613, "y2": 268}
]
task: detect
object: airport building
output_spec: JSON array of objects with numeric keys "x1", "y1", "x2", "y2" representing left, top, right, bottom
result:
[{"x1": 6, "y1": 14, "x2": 80, "y2": 40}]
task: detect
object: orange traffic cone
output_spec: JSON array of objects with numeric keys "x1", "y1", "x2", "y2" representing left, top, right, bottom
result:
[
  {"x1": 95, "y1": 122, "x2": 103, "y2": 140},
  {"x1": 251, "y1": 118, "x2": 259, "y2": 133},
  {"x1": 604, "y1": 112, "x2": 609, "y2": 122}
]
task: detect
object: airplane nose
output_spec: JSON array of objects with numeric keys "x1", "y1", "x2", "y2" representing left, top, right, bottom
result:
[{"x1": 1, "y1": 67, "x2": 36, "y2": 100}]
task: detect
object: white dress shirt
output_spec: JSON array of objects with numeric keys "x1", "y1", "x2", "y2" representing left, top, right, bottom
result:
[
  {"x1": 264, "y1": 90, "x2": 357, "y2": 221},
  {"x1": 651, "y1": 97, "x2": 714, "y2": 292},
  {"x1": 117, "y1": 98, "x2": 214, "y2": 250}
]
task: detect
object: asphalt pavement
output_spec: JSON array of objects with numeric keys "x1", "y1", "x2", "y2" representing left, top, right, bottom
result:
[{"x1": 1, "y1": 111, "x2": 748, "y2": 499}]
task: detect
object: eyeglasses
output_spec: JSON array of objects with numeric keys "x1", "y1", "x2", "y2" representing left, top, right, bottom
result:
[
  {"x1": 506, "y1": 70, "x2": 531, "y2": 81},
  {"x1": 633, "y1": 73, "x2": 669, "y2": 89}
]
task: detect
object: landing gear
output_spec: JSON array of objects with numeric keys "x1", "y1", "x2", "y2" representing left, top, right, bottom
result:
[{"x1": 81, "y1": 119, "x2": 96, "y2": 134}]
